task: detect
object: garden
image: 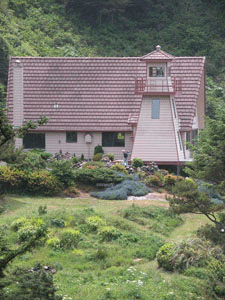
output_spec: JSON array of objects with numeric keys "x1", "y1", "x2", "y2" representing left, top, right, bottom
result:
[{"x1": 1, "y1": 145, "x2": 225, "y2": 299}]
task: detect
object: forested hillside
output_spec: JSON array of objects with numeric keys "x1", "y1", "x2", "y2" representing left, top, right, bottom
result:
[{"x1": 0, "y1": 0, "x2": 225, "y2": 103}]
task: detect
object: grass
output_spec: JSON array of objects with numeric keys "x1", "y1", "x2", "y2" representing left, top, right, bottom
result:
[{"x1": 0, "y1": 194, "x2": 212, "y2": 299}]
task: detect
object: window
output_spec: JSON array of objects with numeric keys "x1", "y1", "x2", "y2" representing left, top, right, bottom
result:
[
  {"x1": 186, "y1": 132, "x2": 191, "y2": 150},
  {"x1": 102, "y1": 132, "x2": 125, "y2": 147},
  {"x1": 192, "y1": 129, "x2": 198, "y2": 146},
  {"x1": 152, "y1": 99, "x2": 160, "y2": 119},
  {"x1": 178, "y1": 132, "x2": 182, "y2": 150},
  {"x1": 172, "y1": 98, "x2": 177, "y2": 118},
  {"x1": 66, "y1": 132, "x2": 77, "y2": 143},
  {"x1": 23, "y1": 133, "x2": 45, "y2": 149},
  {"x1": 149, "y1": 67, "x2": 165, "y2": 77}
]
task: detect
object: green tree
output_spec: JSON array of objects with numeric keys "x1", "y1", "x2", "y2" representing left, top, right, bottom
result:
[
  {"x1": 0, "y1": 108, "x2": 48, "y2": 148},
  {"x1": 169, "y1": 180, "x2": 225, "y2": 229}
]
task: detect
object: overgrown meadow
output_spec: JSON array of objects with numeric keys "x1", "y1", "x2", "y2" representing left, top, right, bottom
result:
[{"x1": 0, "y1": 193, "x2": 219, "y2": 300}]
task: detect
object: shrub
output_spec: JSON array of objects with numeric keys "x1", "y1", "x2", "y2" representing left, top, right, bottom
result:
[
  {"x1": 156, "y1": 238, "x2": 216, "y2": 272},
  {"x1": 72, "y1": 156, "x2": 79, "y2": 163},
  {"x1": 38, "y1": 205, "x2": 47, "y2": 215},
  {"x1": 106, "y1": 153, "x2": 114, "y2": 161},
  {"x1": 50, "y1": 160, "x2": 75, "y2": 188},
  {"x1": 50, "y1": 218, "x2": 65, "y2": 228},
  {"x1": 46, "y1": 236, "x2": 61, "y2": 250},
  {"x1": 197, "y1": 224, "x2": 225, "y2": 248},
  {"x1": 156, "y1": 243, "x2": 176, "y2": 271},
  {"x1": 94, "y1": 144, "x2": 104, "y2": 155},
  {"x1": 0, "y1": 166, "x2": 61, "y2": 195},
  {"x1": 93, "y1": 153, "x2": 103, "y2": 161},
  {"x1": 11, "y1": 217, "x2": 29, "y2": 231},
  {"x1": 145, "y1": 175, "x2": 163, "y2": 187},
  {"x1": 132, "y1": 158, "x2": 143, "y2": 168},
  {"x1": 74, "y1": 168, "x2": 127, "y2": 185},
  {"x1": 82, "y1": 161, "x2": 105, "y2": 169},
  {"x1": 59, "y1": 229, "x2": 80, "y2": 249},
  {"x1": 164, "y1": 174, "x2": 183, "y2": 191},
  {"x1": 13, "y1": 151, "x2": 47, "y2": 172},
  {"x1": 98, "y1": 226, "x2": 122, "y2": 241},
  {"x1": 91, "y1": 179, "x2": 149, "y2": 200},
  {"x1": 80, "y1": 153, "x2": 85, "y2": 161},
  {"x1": 17, "y1": 219, "x2": 46, "y2": 242},
  {"x1": 86, "y1": 216, "x2": 106, "y2": 231},
  {"x1": 26, "y1": 170, "x2": 62, "y2": 195},
  {"x1": 110, "y1": 163, "x2": 128, "y2": 174},
  {"x1": 40, "y1": 152, "x2": 52, "y2": 160}
]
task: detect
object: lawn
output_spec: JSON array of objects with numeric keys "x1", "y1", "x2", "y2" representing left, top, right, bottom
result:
[{"x1": 0, "y1": 194, "x2": 212, "y2": 300}]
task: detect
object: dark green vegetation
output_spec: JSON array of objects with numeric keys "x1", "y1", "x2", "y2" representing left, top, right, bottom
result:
[{"x1": 0, "y1": 0, "x2": 225, "y2": 102}]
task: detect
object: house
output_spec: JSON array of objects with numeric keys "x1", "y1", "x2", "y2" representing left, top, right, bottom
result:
[{"x1": 6, "y1": 45, "x2": 206, "y2": 165}]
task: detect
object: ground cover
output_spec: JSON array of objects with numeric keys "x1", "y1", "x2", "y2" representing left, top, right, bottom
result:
[{"x1": 0, "y1": 193, "x2": 215, "y2": 300}]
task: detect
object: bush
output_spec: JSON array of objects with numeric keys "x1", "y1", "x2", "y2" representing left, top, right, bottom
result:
[
  {"x1": 40, "y1": 152, "x2": 52, "y2": 160},
  {"x1": 110, "y1": 163, "x2": 128, "y2": 174},
  {"x1": 72, "y1": 156, "x2": 79, "y2": 163},
  {"x1": 156, "y1": 243, "x2": 176, "y2": 271},
  {"x1": 132, "y1": 158, "x2": 143, "y2": 168},
  {"x1": 13, "y1": 151, "x2": 47, "y2": 173},
  {"x1": 50, "y1": 160, "x2": 75, "y2": 188},
  {"x1": 86, "y1": 216, "x2": 106, "y2": 231},
  {"x1": 145, "y1": 175, "x2": 163, "y2": 188},
  {"x1": 74, "y1": 168, "x2": 127, "y2": 185},
  {"x1": 156, "y1": 238, "x2": 217, "y2": 272},
  {"x1": 164, "y1": 174, "x2": 183, "y2": 191},
  {"x1": 106, "y1": 153, "x2": 114, "y2": 161},
  {"x1": 82, "y1": 161, "x2": 105, "y2": 169},
  {"x1": 59, "y1": 229, "x2": 80, "y2": 249},
  {"x1": 38, "y1": 205, "x2": 47, "y2": 215},
  {"x1": 98, "y1": 226, "x2": 122, "y2": 241},
  {"x1": 26, "y1": 170, "x2": 62, "y2": 195},
  {"x1": 50, "y1": 218, "x2": 65, "y2": 228},
  {"x1": 0, "y1": 166, "x2": 61, "y2": 195},
  {"x1": 93, "y1": 153, "x2": 103, "y2": 161},
  {"x1": 94, "y1": 144, "x2": 104, "y2": 155},
  {"x1": 46, "y1": 236, "x2": 61, "y2": 250},
  {"x1": 197, "y1": 224, "x2": 225, "y2": 249},
  {"x1": 91, "y1": 179, "x2": 149, "y2": 200},
  {"x1": 11, "y1": 217, "x2": 29, "y2": 231},
  {"x1": 17, "y1": 220, "x2": 46, "y2": 242}
]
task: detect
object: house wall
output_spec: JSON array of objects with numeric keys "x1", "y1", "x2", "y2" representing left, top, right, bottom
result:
[
  {"x1": 13, "y1": 65, "x2": 23, "y2": 127},
  {"x1": 16, "y1": 132, "x2": 133, "y2": 161},
  {"x1": 170, "y1": 97, "x2": 185, "y2": 162},
  {"x1": 131, "y1": 96, "x2": 178, "y2": 162}
]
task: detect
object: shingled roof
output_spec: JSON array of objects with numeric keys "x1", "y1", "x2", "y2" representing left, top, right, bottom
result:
[
  {"x1": 141, "y1": 45, "x2": 175, "y2": 61},
  {"x1": 7, "y1": 49, "x2": 205, "y2": 132}
]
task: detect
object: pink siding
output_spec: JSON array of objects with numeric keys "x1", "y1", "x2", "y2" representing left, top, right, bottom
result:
[
  {"x1": 131, "y1": 96, "x2": 178, "y2": 162},
  {"x1": 14, "y1": 132, "x2": 133, "y2": 160}
]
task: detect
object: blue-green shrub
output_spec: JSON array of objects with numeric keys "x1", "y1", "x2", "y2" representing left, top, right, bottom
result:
[{"x1": 91, "y1": 179, "x2": 149, "y2": 200}]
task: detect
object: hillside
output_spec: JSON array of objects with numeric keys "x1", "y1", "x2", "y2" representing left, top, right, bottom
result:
[{"x1": 0, "y1": 0, "x2": 225, "y2": 96}]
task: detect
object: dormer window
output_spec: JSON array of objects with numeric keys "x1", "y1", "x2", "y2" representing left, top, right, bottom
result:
[{"x1": 149, "y1": 66, "x2": 165, "y2": 77}]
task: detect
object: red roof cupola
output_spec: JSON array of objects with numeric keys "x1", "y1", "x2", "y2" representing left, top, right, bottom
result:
[{"x1": 135, "y1": 45, "x2": 181, "y2": 95}]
